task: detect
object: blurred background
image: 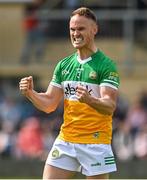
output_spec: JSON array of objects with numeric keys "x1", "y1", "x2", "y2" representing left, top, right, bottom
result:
[{"x1": 0, "y1": 0, "x2": 147, "y2": 179}]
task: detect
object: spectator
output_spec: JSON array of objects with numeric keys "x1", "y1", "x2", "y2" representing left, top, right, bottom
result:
[
  {"x1": 113, "y1": 93, "x2": 129, "y2": 130},
  {"x1": 0, "y1": 121, "x2": 16, "y2": 158},
  {"x1": 134, "y1": 124, "x2": 147, "y2": 159},
  {"x1": 0, "y1": 97, "x2": 21, "y2": 130},
  {"x1": 126, "y1": 94, "x2": 147, "y2": 136},
  {"x1": 16, "y1": 117, "x2": 44, "y2": 159},
  {"x1": 139, "y1": 90, "x2": 147, "y2": 111},
  {"x1": 112, "y1": 120, "x2": 134, "y2": 161}
]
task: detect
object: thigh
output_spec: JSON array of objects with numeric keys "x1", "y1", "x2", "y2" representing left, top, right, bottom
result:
[
  {"x1": 43, "y1": 164, "x2": 75, "y2": 179},
  {"x1": 87, "y1": 173, "x2": 109, "y2": 179}
]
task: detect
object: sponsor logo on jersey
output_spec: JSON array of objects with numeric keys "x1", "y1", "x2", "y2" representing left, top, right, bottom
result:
[
  {"x1": 64, "y1": 83, "x2": 93, "y2": 97},
  {"x1": 108, "y1": 72, "x2": 118, "y2": 81}
]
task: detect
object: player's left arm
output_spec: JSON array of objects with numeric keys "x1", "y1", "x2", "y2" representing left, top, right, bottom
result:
[{"x1": 76, "y1": 85, "x2": 118, "y2": 115}]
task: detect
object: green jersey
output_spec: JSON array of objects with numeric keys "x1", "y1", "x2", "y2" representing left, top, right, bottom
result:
[{"x1": 50, "y1": 50, "x2": 120, "y2": 144}]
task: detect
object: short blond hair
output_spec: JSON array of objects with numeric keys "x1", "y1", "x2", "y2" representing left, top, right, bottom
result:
[{"x1": 71, "y1": 7, "x2": 97, "y2": 24}]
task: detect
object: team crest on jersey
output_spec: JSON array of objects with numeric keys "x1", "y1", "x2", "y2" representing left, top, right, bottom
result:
[{"x1": 89, "y1": 71, "x2": 97, "y2": 80}]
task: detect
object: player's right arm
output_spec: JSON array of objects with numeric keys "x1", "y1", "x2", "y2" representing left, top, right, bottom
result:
[{"x1": 19, "y1": 76, "x2": 63, "y2": 113}]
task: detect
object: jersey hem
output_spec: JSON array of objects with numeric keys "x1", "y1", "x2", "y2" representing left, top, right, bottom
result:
[{"x1": 57, "y1": 136, "x2": 111, "y2": 145}]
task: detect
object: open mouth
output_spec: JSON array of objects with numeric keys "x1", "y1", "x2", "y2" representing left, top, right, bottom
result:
[{"x1": 73, "y1": 37, "x2": 83, "y2": 44}]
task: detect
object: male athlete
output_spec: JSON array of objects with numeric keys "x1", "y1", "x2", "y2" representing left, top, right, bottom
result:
[{"x1": 19, "y1": 7, "x2": 120, "y2": 179}]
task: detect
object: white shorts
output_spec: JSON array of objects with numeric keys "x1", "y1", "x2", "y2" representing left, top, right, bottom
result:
[{"x1": 46, "y1": 138, "x2": 117, "y2": 176}]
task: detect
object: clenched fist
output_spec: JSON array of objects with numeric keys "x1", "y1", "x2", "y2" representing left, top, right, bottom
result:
[
  {"x1": 19, "y1": 76, "x2": 34, "y2": 96},
  {"x1": 76, "y1": 85, "x2": 91, "y2": 104}
]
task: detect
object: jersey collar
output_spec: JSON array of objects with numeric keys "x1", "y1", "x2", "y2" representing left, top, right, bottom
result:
[
  {"x1": 77, "y1": 56, "x2": 92, "y2": 64},
  {"x1": 76, "y1": 49, "x2": 98, "y2": 64}
]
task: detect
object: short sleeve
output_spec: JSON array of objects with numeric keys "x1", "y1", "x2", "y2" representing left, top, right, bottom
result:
[
  {"x1": 50, "y1": 61, "x2": 62, "y2": 88},
  {"x1": 100, "y1": 60, "x2": 120, "y2": 90}
]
